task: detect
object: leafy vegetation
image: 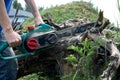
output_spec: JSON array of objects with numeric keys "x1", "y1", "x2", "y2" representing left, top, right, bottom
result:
[
  {"x1": 18, "y1": 72, "x2": 49, "y2": 80},
  {"x1": 64, "y1": 38, "x2": 99, "y2": 80}
]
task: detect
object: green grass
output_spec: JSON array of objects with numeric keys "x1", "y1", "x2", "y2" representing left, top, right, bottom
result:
[
  {"x1": 18, "y1": 73, "x2": 49, "y2": 80},
  {"x1": 41, "y1": 1, "x2": 98, "y2": 23},
  {"x1": 22, "y1": 1, "x2": 98, "y2": 32},
  {"x1": 18, "y1": 74, "x2": 39, "y2": 80}
]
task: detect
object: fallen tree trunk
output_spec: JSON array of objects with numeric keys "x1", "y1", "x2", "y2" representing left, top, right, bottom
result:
[
  {"x1": 101, "y1": 43, "x2": 120, "y2": 80},
  {"x1": 83, "y1": 20, "x2": 120, "y2": 80},
  {"x1": 16, "y1": 10, "x2": 120, "y2": 80}
]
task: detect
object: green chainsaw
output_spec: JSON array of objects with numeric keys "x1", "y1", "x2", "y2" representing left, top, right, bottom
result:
[{"x1": 0, "y1": 22, "x2": 96, "y2": 60}]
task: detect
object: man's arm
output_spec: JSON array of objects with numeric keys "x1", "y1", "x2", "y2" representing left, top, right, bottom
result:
[
  {"x1": 25, "y1": 0, "x2": 44, "y2": 26},
  {"x1": 0, "y1": 0, "x2": 21, "y2": 47}
]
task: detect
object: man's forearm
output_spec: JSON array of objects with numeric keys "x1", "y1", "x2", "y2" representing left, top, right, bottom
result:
[
  {"x1": 25, "y1": 0, "x2": 43, "y2": 25},
  {"x1": 0, "y1": 0, "x2": 13, "y2": 32}
]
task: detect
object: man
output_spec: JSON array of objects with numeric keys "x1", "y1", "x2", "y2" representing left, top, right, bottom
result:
[{"x1": 0, "y1": 0, "x2": 44, "y2": 80}]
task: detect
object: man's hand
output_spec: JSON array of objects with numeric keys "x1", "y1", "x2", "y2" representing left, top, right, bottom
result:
[
  {"x1": 4, "y1": 30, "x2": 22, "y2": 47},
  {"x1": 34, "y1": 17, "x2": 44, "y2": 26},
  {"x1": 25, "y1": 0, "x2": 44, "y2": 26}
]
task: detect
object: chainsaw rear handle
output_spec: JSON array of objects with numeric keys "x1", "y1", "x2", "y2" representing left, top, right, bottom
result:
[
  {"x1": 0, "y1": 35, "x2": 33, "y2": 60},
  {"x1": 0, "y1": 50, "x2": 33, "y2": 60},
  {"x1": 0, "y1": 35, "x2": 24, "y2": 52}
]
